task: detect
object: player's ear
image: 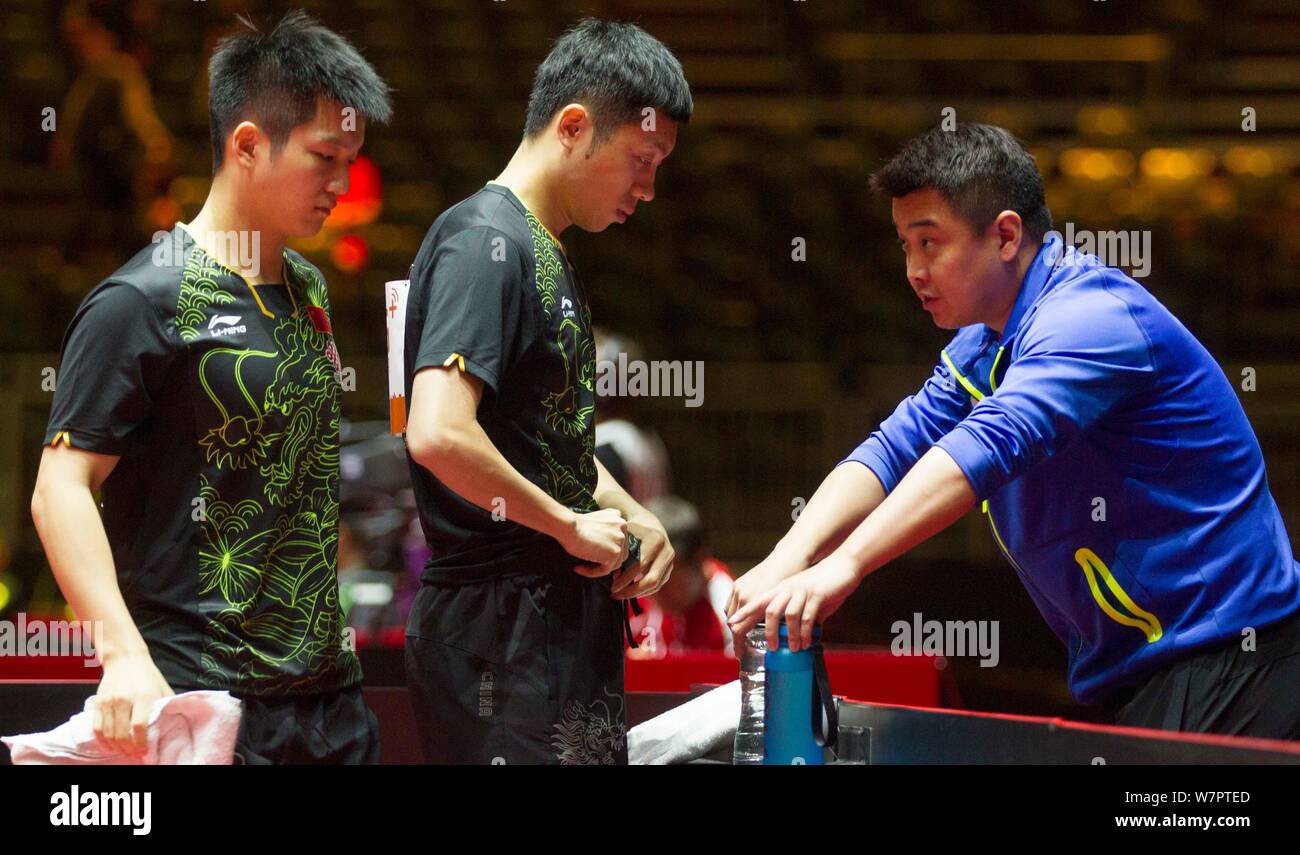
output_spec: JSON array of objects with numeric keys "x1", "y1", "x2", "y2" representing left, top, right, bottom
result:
[
  {"x1": 555, "y1": 104, "x2": 590, "y2": 153},
  {"x1": 994, "y1": 210, "x2": 1024, "y2": 261},
  {"x1": 231, "y1": 121, "x2": 262, "y2": 169}
]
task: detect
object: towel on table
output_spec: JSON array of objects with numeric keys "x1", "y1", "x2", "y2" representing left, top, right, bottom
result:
[
  {"x1": 3, "y1": 690, "x2": 243, "y2": 765},
  {"x1": 629, "y1": 680, "x2": 740, "y2": 765}
]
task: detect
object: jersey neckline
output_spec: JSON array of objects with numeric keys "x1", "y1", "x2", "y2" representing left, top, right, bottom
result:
[{"x1": 175, "y1": 221, "x2": 301, "y2": 320}]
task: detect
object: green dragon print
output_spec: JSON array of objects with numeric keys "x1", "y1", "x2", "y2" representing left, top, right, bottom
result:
[
  {"x1": 198, "y1": 476, "x2": 354, "y2": 693},
  {"x1": 538, "y1": 433, "x2": 598, "y2": 512},
  {"x1": 526, "y1": 210, "x2": 563, "y2": 319},
  {"x1": 175, "y1": 245, "x2": 235, "y2": 341},
  {"x1": 185, "y1": 250, "x2": 356, "y2": 694},
  {"x1": 525, "y1": 210, "x2": 599, "y2": 510},
  {"x1": 542, "y1": 317, "x2": 596, "y2": 437}
]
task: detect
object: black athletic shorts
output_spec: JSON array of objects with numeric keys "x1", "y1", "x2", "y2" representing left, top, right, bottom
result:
[
  {"x1": 1107, "y1": 608, "x2": 1300, "y2": 740},
  {"x1": 233, "y1": 684, "x2": 382, "y2": 765},
  {"x1": 405, "y1": 570, "x2": 628, "y2": 765}
]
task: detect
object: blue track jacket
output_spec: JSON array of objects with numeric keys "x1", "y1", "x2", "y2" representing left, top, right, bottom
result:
[{"x1": 843, "y1": 236, "x2": 1300, "y2": 702}]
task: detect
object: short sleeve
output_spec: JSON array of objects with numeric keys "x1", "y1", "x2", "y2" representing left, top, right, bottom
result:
[
  {"x1": 412, "y1": 226, "x2": 530, "y2": 395},
  {"x1": 45, "y1": 281, "x2": 176, "y2": 455}
]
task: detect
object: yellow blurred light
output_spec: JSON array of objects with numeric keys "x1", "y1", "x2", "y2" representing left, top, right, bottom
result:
[
  {"x1": 0, "y1": 579, "x2": 10, "y2": 613},
  {"x1": 1167, "y1": 151, "x2": 1193, "y2": 179},
  {"x1": 1224, "y1": 147, "x2": 1278, "y2": 177},
  {"x1": 1077, "y1": 106, "x2": 1134, "y2": 136},
  {"x1": 1061, "y1": 148, "x2": 1135, "y2": 181},
  {"x1": 1140, "y1": 148, "x2": 1214, "y2": 180},
  {"x1": 1199, "y1": 180, "x2": 1236, "y2": 214},
  {"x1": 1140, "y1": 149, "x2": 1164, "y2": 176},
  {"x1": 1082, "y1": 151, "x2": 1112, "y2": 180},
  {"x1": 1191, "y1": 149, "x2": 1215, "y2": 175}
]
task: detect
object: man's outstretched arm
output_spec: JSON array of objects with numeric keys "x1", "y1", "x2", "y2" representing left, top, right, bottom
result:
[
  {"x1": 726, "y1": 461, "x2": 888, "y2": 622},
  {"x1": 729, "y1": 446, "x2": 977, "y2": 650}
]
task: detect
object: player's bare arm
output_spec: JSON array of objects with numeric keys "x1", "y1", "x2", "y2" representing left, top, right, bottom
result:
[
  {"x1": 406, "y1": 364, "x2": 629, "y2": 576},
  {"x1": 592, "y1": 458, "x2": 675, "y2": 599},
  {"x1": 727, "y1": 458, "x2": 888, "y2": 623},
  {"x1": 31, "y1": 444, "x2": 173, "y2": 755},
  {"x1": 730, "y1": 446, "x2": 975, "y2": 650}
]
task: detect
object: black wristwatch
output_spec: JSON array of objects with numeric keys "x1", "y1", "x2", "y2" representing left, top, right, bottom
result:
[{"x1": 619, "y1": 532, "x2": 642, "y2": 572}]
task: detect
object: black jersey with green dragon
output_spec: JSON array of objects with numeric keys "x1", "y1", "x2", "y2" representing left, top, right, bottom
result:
[
  {"x1": 45, "y1": 223, "x2": 360, "y2": 696},
  {"x1": 405, "y1": 183, "x2": 600, "y2": 581}
]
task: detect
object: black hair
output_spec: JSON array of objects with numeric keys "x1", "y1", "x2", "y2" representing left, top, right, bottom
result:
[
  {"x1": 524, "y1": 18, "x2": 692, "y2": 145},
  {"x1": 870, "y1": 123, "x2": 1053, "y2": 242},
  {"x1": 207, "y1": 9, "x2": 392, "y2": 173}
]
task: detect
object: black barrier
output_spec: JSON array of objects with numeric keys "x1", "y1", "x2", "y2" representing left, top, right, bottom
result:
[
  {"x1": 835, "y1": 700, "x2": 1300, "y2": 765},
  {"x1": 5, "y1": 683, "x2": 1297, "y2": 765}
]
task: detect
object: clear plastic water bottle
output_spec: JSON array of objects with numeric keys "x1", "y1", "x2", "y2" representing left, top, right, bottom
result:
[{"x1": 733, "y1": 623, "x2": 767, "y2": 764}]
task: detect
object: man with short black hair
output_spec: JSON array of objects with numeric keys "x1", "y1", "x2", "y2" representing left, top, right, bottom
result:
[
  {"x1": 31, "y1": 9, "x2": 392, "y2": 763},
  {"x1": 729, "y1": 123, "x2": 1300, "y2": 739},
  {"x1": 403, "y1": 18, "x2": 690, "y2": 764}
]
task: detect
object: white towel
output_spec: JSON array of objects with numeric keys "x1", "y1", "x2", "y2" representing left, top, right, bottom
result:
[
  {"x1": 3, "y1": 690, "x2": 243, "y2": 765},
  {"x1": 629, "y1": 680, "x2": 740, "y2": 765}
]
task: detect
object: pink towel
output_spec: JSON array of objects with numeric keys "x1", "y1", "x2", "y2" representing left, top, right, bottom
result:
[{"x1": 3, "y1": 690, "x2": 243, "y2": 765}]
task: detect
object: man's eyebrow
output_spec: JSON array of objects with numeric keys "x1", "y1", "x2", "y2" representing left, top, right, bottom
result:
[
  {"x1": 314, "y1": 132, "x2": 357, "y2": 148},
  {"x1": 904, "y1": 217, "x2": 938, "y2": 229}
]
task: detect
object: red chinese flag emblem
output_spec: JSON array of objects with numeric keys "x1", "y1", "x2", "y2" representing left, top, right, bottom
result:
[{"x1": 306, "y1": 305, "x2": 333, "y2": 335}]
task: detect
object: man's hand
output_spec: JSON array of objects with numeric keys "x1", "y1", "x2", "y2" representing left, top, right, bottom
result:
[
  {"x1": 725, "y1": 547, "x2": 811, "y2": 625},
  {"x1": 563, "y1": 508, "x2": 630, "y2": 578},
  {"x1": 729, "y1": 556, "x2": 862, "y2": 652},
  {"x1": 93, "y1": 651, "x2": 174, "y2": 756},
  {"x1": 612, "y1": 512, "x2": 675, "y2": 599}
]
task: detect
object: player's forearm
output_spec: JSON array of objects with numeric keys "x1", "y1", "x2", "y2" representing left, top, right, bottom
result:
[
  {"x1": 830, "y1": 447, "x2": 977, "y2": 580},
  {"x1": 408, "y1": 419, "x2": 577, "y2": 543},
  {"x1": 30, "y1": 481, "x2": 149, "y2": 661},
  {"x1": 773, "y1": 462, "x2": 888, "y2": 565},
  {"x1": 593, "y1": 459, "x2": 648, "y2": 522}
]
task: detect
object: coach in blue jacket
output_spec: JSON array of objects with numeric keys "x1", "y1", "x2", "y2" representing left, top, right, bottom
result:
[{"x1": 728, "y1": 123, "x2": 1300, "y2": 738}]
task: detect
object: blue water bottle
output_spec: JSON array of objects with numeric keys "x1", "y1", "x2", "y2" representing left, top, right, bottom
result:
[{"x1": 763, "y1": 621, "x2": 837, "y2": 765}]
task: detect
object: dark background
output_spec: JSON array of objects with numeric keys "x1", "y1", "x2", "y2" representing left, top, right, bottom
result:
[{"x1": 1, "y1": 0, "x2": 1297, "y2": 720}]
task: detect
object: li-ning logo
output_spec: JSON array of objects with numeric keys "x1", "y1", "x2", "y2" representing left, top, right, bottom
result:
[
  {"x1": 208, "y1": 315, "x2": 246, "y2": 337},
  {"x1": 560, "y1": 296, "x2": 575, "y2": 319},
  {"x1": 478, "y1": 670, "x2": 494, "y2": 717}
]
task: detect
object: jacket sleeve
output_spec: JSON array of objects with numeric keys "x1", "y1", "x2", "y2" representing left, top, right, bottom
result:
[
  {"x1": 935, "y1": 274, "x2": 1157, "y2": 499},
  {"x1": 840, "y1": 349, "x2": 973, "y2": 493}
]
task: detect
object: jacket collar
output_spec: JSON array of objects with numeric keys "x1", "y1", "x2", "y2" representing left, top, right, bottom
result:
[{"x1": 995, "y1": 234, "x2": 1064, "y2": 344}]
